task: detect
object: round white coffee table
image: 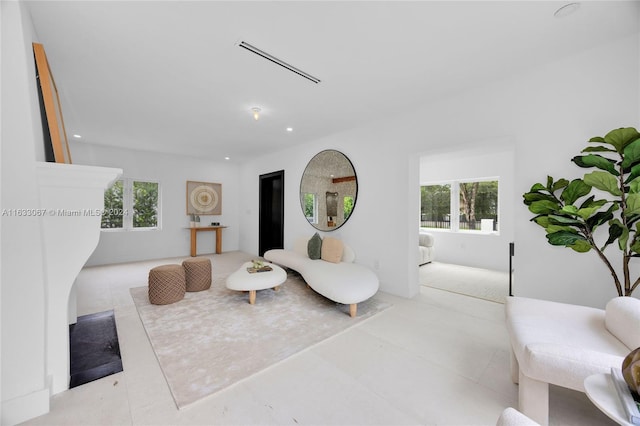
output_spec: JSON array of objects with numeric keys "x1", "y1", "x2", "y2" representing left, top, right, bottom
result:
[
  {"x1": 226, "y1": 262, "x2": 287, "y2": 304},
  {"x1": 584, "y1": 373, "x2": 633, "y2": 425}
]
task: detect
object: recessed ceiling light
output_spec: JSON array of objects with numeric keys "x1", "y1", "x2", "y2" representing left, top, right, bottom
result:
[
  {"x1": 73, "y1": 134, "x2": 82, "y2": 139},
  {"x1": 554, "y1": 2, "x2": 580, "y2": 18},
  {"x1": 224, "y1": 157, "x2": 230, "y2": 161},
  {"x1": 286, "y1": 127, "x2": 293, "y2": 132}
]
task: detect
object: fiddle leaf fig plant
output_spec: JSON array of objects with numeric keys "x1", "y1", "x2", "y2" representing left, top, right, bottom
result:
[{"x1": 523, "y1": 127, "x2": 640, "y2": 297}]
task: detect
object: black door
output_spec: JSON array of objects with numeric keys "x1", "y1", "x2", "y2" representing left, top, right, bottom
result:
[{"x1": 259, "y1": 170, "x2": 284, "y2": 256}]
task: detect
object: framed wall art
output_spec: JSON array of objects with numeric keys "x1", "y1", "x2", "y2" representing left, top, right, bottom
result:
[{"x1": 186, "y1": 181, "x2": 222, "y2": 215}]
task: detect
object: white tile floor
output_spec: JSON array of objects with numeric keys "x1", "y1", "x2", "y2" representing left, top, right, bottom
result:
[{"x1": 22, "y1": 253, "x2": 615, "y2": 425}]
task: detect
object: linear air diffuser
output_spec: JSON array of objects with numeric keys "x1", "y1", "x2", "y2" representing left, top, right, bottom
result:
[{"x1": 237, "y1": 41, "x2": 321, "y2": 84}]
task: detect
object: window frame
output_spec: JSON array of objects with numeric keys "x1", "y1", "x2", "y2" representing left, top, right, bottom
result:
[
  {"x1": 420, "y1": 177, "x2": 499, "y2": 235},
  {"x1": 101, "y1": 177, "x2": 161, "y2": 232}
]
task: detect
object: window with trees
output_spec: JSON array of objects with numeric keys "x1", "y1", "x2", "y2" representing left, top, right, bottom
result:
[
  {"x1": 102, "y1": 179, "x2": 160, "y2": 230},
  {"x1": 421, "y1": 179, "x2": 498, "y2": 232},
  {"x1": 303, "y1": 193, "x2": 317, "y2": 224},
  {"x1": 344, "y1": 196, "x2": 354, "y2": 221}
]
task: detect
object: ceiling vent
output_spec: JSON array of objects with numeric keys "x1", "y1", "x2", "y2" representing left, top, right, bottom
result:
[{"x1": 237, "y1": 41, "x2": 321, "y2": 84}]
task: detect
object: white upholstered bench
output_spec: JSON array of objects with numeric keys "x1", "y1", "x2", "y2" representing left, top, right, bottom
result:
[{"x1": 505, "y1": 296, "x2": 640, "y2": 425}]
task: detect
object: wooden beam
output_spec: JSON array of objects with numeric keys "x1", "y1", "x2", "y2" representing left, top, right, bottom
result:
[{"x1": 332, "y1": 176, "x2": 356, "y2": 184}]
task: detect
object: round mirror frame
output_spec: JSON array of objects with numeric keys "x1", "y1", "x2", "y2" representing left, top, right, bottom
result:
[{"x1": 299, "y1": 149, "x2": 358, "y2": 232}]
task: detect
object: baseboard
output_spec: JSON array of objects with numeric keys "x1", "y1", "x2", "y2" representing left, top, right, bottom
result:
[{"x1": 1, "y1": 387, "x2": 50, "y2": 426}]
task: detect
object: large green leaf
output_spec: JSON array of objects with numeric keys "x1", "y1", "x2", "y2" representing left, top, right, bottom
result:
[
  {"x1": 523, "y1": 192, "x2": 557, "y2": 206},
  {"x1": 622, "y1": 138, "x2": 640, "y2": 169},
  {"x1": 546, "y1": 224, "x2": 579, "y2": 234},
  {"x1": 625, "y1": 193, "x2": 640, "y2": 215},
  {"x1": 546, "y1": 176, "x2": 553, "y2": 191},
  {"x1": 529, "y1": 182, "x2": 546, "y2": 192},
  {"x1": 619, "y1": 225, "x2": 630, "y2": 251},
  {"x1": 588, "y1": 136, "x2": 606, "y2": 143},
  {"x1": 529, "y1": 199, "x2": 561, "y2": 214},
  {"x1": 577, "y1": 204, "x2": 606, "y2": 220},
  {"x1": 552, "y1": 178, "x2": 570, "y2": 192},
  {"x1": 547, "y1": 214, "x2": 584, "y2": 226},
  {"x1": 560, "y1": 179, "x2": 592, "y2": 205},
  {"x1": 585, "y1": 206, "x2": 616, "y2": 229},
  {"x1": 532, "y1": 216, "x2": 550, "y2": 228},
  {"x1": 602, "y1": 127, "x2": 640, "y2": 153},
  {"x1": 629, "y1": 177, "x2": 640, "y2": 194},
  {"x1": 582, "y1": 145, "x2": 617, "y2": 153},
  {"x1": 578, "y1": 195, "x2": 596, "y2": 209},
  {"x1": 627, "y1": 214, "x2": 640, "y2": 228},
  {"x1": 630, "y1": 239, "x2": 640, "y2": 254},
  {"x1": 572, "y1": 155, "x2": 619, "y2": 175},
  {"x1": 546, "y1": 230, "x2": 587, "y2": 246},
  {"x1": 625, "y1": 164, "x2": 640, "y2": 184},
  {"x1": 603, "y1": 219, "x2": 624, "y2": 250},
  {"x1": 579, "y1": 198, "x2": 607, "y2": 210},
  {"x1": 570, "y1": 239, "x2": 593, "y2": 253},
  {"x1": 583, "y1": 171, "x2": 622, "y2": 196},
  {"x1": 608, "y1": 219, "x2": 629, "y2": 251}
]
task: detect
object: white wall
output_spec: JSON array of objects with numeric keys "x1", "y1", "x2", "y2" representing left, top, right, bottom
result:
[
  {"x1": 70, "y1": 142, "x2": 242, "y2": 266},
  {"x1": 419, "y1": 144, "x2": 515, "y2": 272},
  {"x1": 1, "y1": 1, "x2": 50, "y2": 423},
  {"x1": 240, "y1": 33, "x2": 640, "y2": 308}
]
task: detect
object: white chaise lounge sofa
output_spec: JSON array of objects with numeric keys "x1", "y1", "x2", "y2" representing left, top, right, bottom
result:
[
  {"x1": 264, "y1": 235, "x2": 379, "y2": 317},
  {"x1": 505, "y1": 295, "x2": 640, "y2": 425}
]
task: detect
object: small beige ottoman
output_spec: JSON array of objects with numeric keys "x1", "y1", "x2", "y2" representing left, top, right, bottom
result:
[
  {"x1": 182, "y1": 257, "x2": 212, "y2": 292},
  {"x1": 148, "y1": 264, "x2": 186, "y2": 305}
]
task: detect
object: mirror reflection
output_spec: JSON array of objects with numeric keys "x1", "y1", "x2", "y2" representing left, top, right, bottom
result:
[{"x1": 300, "y1": 150, "x2": 358, "y2": 231}]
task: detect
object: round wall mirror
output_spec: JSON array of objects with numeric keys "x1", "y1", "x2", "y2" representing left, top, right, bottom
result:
[{"x1": 299, "y1": 149, "x2": 358, "y2": 231}]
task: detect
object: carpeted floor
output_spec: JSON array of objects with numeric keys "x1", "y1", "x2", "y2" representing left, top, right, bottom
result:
[
  {"x1": 130, "y1": 263, "x2": 391, "y2": 409},
  {"x1": 69, "y1": 310, "x2": 122, "y2": 388},
  {"x1": 419, "y1": 261, "x2": 509, "y2": 303}
]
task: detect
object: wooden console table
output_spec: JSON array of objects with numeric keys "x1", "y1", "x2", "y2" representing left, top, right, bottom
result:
[{"x1": 188, "y1": 226, "x2": 227, "y2": 256}]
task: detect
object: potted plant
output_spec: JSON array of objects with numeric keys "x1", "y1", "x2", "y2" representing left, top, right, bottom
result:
[{"x1": 523, "y1": 127, "x2": 640, "y2": 296}]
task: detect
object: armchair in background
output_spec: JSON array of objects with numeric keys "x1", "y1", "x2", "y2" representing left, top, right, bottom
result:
[{"x1": 418, "y1": 230, "x2": 435, "y2": 265}]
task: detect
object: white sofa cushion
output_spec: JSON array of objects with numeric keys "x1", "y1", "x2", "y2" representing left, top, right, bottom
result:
[{"x1": 605, "y1": 296, "x2": 640, "y2": 350}]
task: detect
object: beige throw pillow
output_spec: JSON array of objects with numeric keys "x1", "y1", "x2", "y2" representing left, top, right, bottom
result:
[{"x1": 321, "y1": 237, "x2": 343, "y2": 263}]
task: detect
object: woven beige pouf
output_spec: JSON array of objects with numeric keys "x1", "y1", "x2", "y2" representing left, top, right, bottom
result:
[
  {"x1": 148, "y1": 264, "x2": 186, "y2": 305},
  {"x1": 182, "y1": 257, "x2": 212, "y2": 292}
]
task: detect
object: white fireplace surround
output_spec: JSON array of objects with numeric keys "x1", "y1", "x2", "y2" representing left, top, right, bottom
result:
[{"x1": 36, "y1": 162, "x2": 122, "y2": 396}]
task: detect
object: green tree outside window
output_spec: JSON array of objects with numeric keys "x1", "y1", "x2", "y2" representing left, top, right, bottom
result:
[
  {"x1": 102, "y1": 180, "x2": 124, "y2": 228},
  {"x1": 344, "y1": 196, "x2": 354, "y2": 220},
  {"x1": 102, "y1": 179, "x2": 160, "y2": 230},
  {"x1": 133, "y1": 181, "x2": 158, "y2": 228}
]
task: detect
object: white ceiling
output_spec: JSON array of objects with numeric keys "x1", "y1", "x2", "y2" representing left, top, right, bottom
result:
[{"x1": 25, "y1": 1, "x2": 640, "y2": 162}]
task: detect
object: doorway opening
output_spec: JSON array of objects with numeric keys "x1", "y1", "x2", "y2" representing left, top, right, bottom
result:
[{"x1": 259, "y1": 170, "x2": 285, "y2": 256}]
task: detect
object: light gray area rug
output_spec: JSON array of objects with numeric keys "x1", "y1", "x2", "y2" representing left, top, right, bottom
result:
[
  {"x1": 420, "y1": 261, "x2": 509, "y2": 304},
  {"x1": 130, "y1": 255, "x2": 391, "y2": 409}
]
